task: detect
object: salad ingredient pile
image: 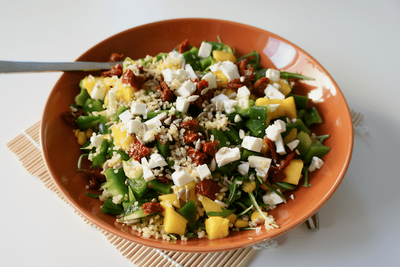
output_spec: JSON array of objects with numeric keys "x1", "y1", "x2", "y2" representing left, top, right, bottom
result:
[{"x1": 63, "y1": 38, "x2": 330, "y2": 241}]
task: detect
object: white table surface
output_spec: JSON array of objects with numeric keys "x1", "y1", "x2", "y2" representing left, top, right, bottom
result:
[{"x1": 1, "y1": 1, "x2": 399, "y2": 266}]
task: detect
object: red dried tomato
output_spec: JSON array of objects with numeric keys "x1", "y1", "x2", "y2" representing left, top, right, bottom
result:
[
  {"x1": 252, "y1": 77, "x2": 270, "y2": 97},
  {"x1": 108, "y1": 53, "x2": 124, "y2": 62},
  {"x1": 61, "y1": 109, "x2": 83, "y2": 126},
  {"x1": 84, "y1": 168, "x2": 106, "y2": 190},
  {"x1": 141, "y1": 202, "x2": 163, "y2": 215},
  {"x1": 184, "y1": 130, "x2": 204, "y2": 144},
  {"x1": 202, "y1": 140, "x2": 219, "y2": 158},
  {"x1": 101, "y1": 63, "x2": 123, "y2": 78},
  {"x1": 187, "y1": 147, "x2": 209, "y2": 165},
  {"x1": 177, "y1": 39, "x2": 190, "y2": 53},
  {"x1": 195, "y1": 179, "x2": 220, "y2": 200},
  {"x1": 121, "y1": 69, "x2": 146, "y2": 90},
  {"x1": 180, "y1": 119, "x2": 199, "y2": 131},
  {"x1": 128, "y1": 137, "x2": 151, "y2": 161},
  {"x1": 156, "y1": 81, "x2": 174, "y2": 102}
]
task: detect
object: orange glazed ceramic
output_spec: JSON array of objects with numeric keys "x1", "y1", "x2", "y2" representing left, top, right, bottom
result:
[{"x1": 41, "y1": 18, "x2": 353, "y2": 252}]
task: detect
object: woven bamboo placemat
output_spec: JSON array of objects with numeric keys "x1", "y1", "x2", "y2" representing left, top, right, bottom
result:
[{"x1": 7, "y1": 121, "x2": 259, "y2": 267}]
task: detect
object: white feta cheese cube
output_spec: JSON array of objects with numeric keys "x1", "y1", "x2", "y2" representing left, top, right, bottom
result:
[
  {"x1": 272, "y1": 82, "x2": 281, "y2": 90},
  {"x1": 175, "y1": 80, "x2": 196, "y2": 97},
  {"x1": 241, "y1": 136, "x2": 263, "y2": 153},
  {"x1": 209, "y1": 63, "x2": 221, "y2": 72},
  {"x1": 91, "y1": 82, "x2": 106, "y2": 100},
  {"x1": 201, "y1": 72, "x2": 217, "y2": 89},
  {"x1": 169, "y1": 51, "x2": 184, "y2": 61},
  {"x1": 308, "y1": 156, "x2": 324, "y2": 172},
  {"x1": 172, "y1": 170, "x2": 194, "y2": 187},
  {"x1": 248, "y1": 155, "x2": 272, "y2": 179},
  {"x1": 148, "y1": 153, "x2": 168, "y2": 168},
  {"x1": 274, "y1": 119, "x2": 286, "y2": 132},
  {"x1": 237, "y1": 96, "x2": 250, "y2": 109},
  {"x1": 287, "y1": 139, "x2": 300, "y2": 151},
  {"x1": 220, "y1": 61, "x2": 240, "y2": 81},
  {"x1": 161, "y1": 68, "x2": 176, "y2": 83},
  {"x1": 264, "y1": 84, "x2": 285, "y2": 100},
  {"x1": 223, "y1": 99, "x2": 238, "y2": 114},
  {"x1": 198, "y1": 41, "x2": 212, "y2": 58},
  {"x1": 211, "y1": 94, "x2": 229, "y2": 109},
  {"x1": 131, "y1": 102, "x2": 147, "y2": 115},
  {"x1": 265, "y1": 124, "x2": 280, "y2": 141},
  {"x1": 176, "y1": 97, "x2": 190, "y2": 113},
  {"x1": 266, "y1": 68, "x2": 281, "y2": 83},
  {"x1": 237, "y1": 86, "x2": 251, "y2": 98},
  {"x1": 197, "y1": 164, "x2": 211, "y2": 180},
  {"x1": 237, "y1": 162, "x2": 250, "y2": 176},
  {"x1": 144, "y1": 116, "x2": 162, "y2": 130},
  {"x1": 90, "y1": 134, "x2": 104, "y2": 147},
  {"x1": 126, "y1": 119, "x2": 142, "y2": 134},
  {"x1": 175, "y1": 68, "x2": 189, "y2": 81},
  {"x1": 142, "y1": 164, "x2": 156, "y2": 182},
  {"x1": 263, "y1": 190, "x2": 285, "y2": 206},
  {"x1": 185, "y1": 64, "x2": 197, "y2": 80},
  {"x1": 268, "y1": 103, "x2": 280, "y2": 112},
  {"x1": 215, "y1": 147, "x2": 241, "y2": 167},
  {"x1": 119, "y1": 110, "x2": 133, "y2": 124},
  {"x1": 275, "y1": 134, "x2": 286, "y2": 155}
]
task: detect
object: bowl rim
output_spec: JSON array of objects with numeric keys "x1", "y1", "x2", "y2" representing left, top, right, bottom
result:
[{"x1": 40, "y1": 18, "x2": 354, "y2": 252}]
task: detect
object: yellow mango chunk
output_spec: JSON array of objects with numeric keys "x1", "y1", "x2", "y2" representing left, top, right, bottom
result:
[
  {"x1": 205, "y1": 216, "x2": 230, "y2": 240},
  {"x1": 200, "y1": 196, "x2": 236, "y2": 224},
  {"x1": 213, "y1": 70, "x2": 228, "y2": 87},
  {"x1": 283, "y1": 159, "x2": 304, "y2": 185},
  {"x1": 114, "y1": 82, "x2": 135, "y2": 103},
  {"x1": 111, "y1": 123, "x2": 134, "y2": 151},
  {"x1": 283, "y1": 128, "x2": 298, "y2": 144},
  {"x1": 255, "y1": 98, "x2": 285, "y2": 125},
  {"x1": 212, "y1": 50, "x2": 236, "y2": 63},
  {"x1": 159, "y1": 193, "x2": 180, "y2": 209},
  {"x1": 282, "y1": 96, "x2": 297, "y2": 119},
  {"x1": 163, "y1": 206, "x2": 188, "y2": 235},
  {"x1": 260, "y1": 138, "x2": 270, "y2": 155},
  {"x1": 234, "y1": 218, "x2": 249, "y2": 228},
  {"x1": 251, "y1": 211, "x2": 269, "y2": 223},
  {"x1": 242, "y1": 180, "x2": 256, "y2": 193},
  {"x1": 173, "y1": 181, "x2": 200, "y2": 206},
  {"x1": 271, "y1": 79, "x2": 291, "y2": 96}
]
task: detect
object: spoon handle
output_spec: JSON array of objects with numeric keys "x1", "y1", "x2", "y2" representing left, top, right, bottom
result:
[{"x1": 0, "y1": 60, "x2": 122, "y2": 73}]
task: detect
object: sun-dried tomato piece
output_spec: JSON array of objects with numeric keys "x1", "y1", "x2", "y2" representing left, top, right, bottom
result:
[
  {"x1": 195, "y1": 179, "x2": 220, "y2": 200},
  {"x1": 141, "y1": 202, "x2": 163, "y2": 215},
  {"x1": 108, "y1": 53, "x2": 124, "y2": 62},
  {"x1": 177, "y1": 39, "x2": 190, "y2": 53},
  {"x1": 192, "y1": 79, "x2": 212, "y2": 108},
  {"x1": 252, "y1": 77, "x2": 270, "y2": 97},
  {"x1": 202, "y1": 140, "x2": 219, "y2": 158},
  {"x1": 180, "y1": 119, "x2": 199, "y2": 131},
  {"x1": 61, "y1": 109, "x2": 83, "y2": 126},
  {"x1": 101, "y1": 63, "x2": 123, "y2": 77},
  {"x1": 128, "y1": 137, "x2": 151, "y2": 161},
  {"x1": 184, "y1": 130, "x2": 204, "y2": 144},
  {"x1": 156, "y1": 81, "x2": 174, "y2": 102},
  {"x1": 121, "y1": 69, "x2": 146, "y2": 90},
  {"x1": 187, "y1": 147, "x2": 209, "y2": 165},
  {"x1": 84, "y1": 168, "x2": 106, "y2": 190}
]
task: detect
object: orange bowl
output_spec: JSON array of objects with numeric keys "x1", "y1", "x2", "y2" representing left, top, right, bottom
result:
[{"x1": 41, "y1": 18, "x2": 353, "y2": 252}]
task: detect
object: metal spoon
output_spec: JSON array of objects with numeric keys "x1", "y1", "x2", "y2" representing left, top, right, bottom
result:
[{"x1": 0, "y1": 60, "x2": 123, "y2": 74}]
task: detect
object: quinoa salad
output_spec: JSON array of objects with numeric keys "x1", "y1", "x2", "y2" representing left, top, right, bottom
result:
[{"x1": 63, "y1": 38, "x2": 330, "y2": 241}]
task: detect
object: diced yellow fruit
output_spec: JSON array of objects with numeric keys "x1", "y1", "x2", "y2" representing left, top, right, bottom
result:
[
  {"x1": 81, "y1": 76, "x2": 111, "y2": 98},
  {"x1": 213, "y1": 70, "x2": 228, "y2": 87},
  {"x1": 251, "y1": 211, "x2": 269, "y2": 223},
  {"x1": 159, "y1": 194, "x2": 180, "y2": 209},
  {"x1": 200, "y1": 196, "x2": 236, "y2": 224},
  {"x1": 283, "y1": 128, "x2": 298, "y2": 144},
  {"x1": 282, "y1": 96, "x2": 297, "y2": 119},
  {"x1": 224, "y1": 87, "x2": 236, "y2": 97},
  {"x1": 159, "y1": 201, "x2": 172, "y2": 217},
  {"x1": 242, "y1": 181, "x2": 256, "y2": 193},
  {"x1": 255, "y1": 98, "x2": 286, "y2": 125},
  {"x1": 234, "y1": 218, "x2": 249, "y2": 228},
  {"x1": 212, "y1": 50, "x2": 237, "y2": 63},
  {"x1": 163, "y1": 206, "x2": 188, "y2": 235},
  {"x1": 115, "y1": 83, "x2": 135, "y2": 103},
  {"x1": 205, "y1": 216, "x2": 230, "y2": 240},
  {"x1": 283, "y1": 159, "x2": 304, "y2": 185},
  {"x1": 111, "y1": 123, "x2": 134, "y2": 151},
  {"x1": 260, "y1": 139, "x2": 270, "y2": 155},
  {"x1": 277, "y1": 79, "x2": 292, "y2": 96},
  {"x1": 173, "y1": 181, "x2": 199, "y2": 206}
]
